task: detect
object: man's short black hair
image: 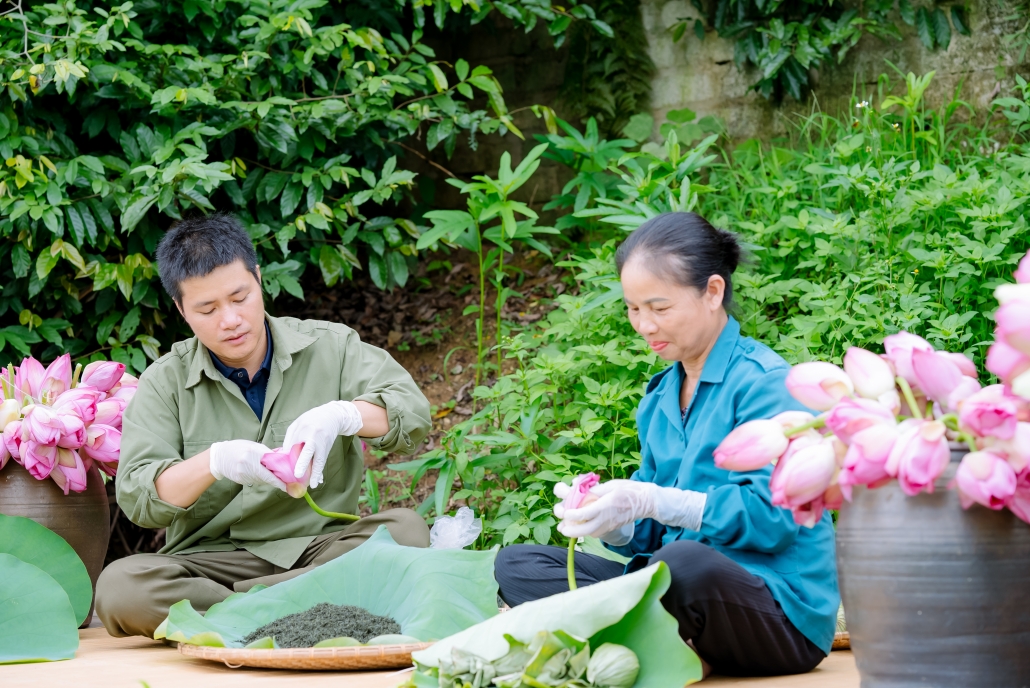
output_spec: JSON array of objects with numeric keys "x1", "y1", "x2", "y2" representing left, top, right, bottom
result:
[{"x1": 156, "y1": 214, "x2": 260, "y2": 304}]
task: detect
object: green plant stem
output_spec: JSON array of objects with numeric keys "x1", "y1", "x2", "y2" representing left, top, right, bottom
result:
[
  {"x1": 71, "y1": 363, "x2": 82, "y2": 388},
  {"x1": 496, "y1": 250, "x2": 504, "y2": 377},
  {"x1": 896, "y1": 377, "x2": 923, "y2": 420},
  {"x1": 303, "y1": 492, "x2": 359, "y2": 521},
  {"x1": 783, "y1": 417, "x2": 827, "y2": 437},
  {"x1": 475, "y1": 223, "x2": 486, "y2": 412},
  {"x1": 567, "y1": 536, "x2": 578, "y2": 591}
]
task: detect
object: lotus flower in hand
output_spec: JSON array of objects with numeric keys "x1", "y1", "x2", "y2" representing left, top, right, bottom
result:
[{"x1": 260, "y1": 443, "x2": 310, "y2": 498}]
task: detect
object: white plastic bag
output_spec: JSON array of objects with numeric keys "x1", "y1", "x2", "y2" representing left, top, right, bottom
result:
[{"x1": 430, "y1": 507, "x2": 482, "y2": 549}]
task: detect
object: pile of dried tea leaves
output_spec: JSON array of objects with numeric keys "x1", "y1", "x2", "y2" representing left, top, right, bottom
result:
[{"x1": 242, "y1": 603, "x2": 401, "y2": 648}]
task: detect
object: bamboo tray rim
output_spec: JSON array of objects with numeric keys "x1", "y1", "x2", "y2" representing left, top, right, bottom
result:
[
  {"x1": 832, "y1": 631, "x2": 850, "y2": 651},
  {"x1": 177, "y1": 640, "x2": 433, "y2": 670}
]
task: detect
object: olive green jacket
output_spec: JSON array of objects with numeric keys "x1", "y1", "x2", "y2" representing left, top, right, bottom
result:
[{"x1": 116, "y1": 315, "x2": 430, "y2": 568}]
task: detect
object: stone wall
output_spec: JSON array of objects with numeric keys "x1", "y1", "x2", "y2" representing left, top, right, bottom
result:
[{"x1": 642, "y1": 0, "x2": 1027, "y2": 141}]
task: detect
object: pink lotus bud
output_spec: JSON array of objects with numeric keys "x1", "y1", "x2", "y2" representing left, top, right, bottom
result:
[
  {"x1": 1007, "y1": 469, "x2": 1030, "y2": 524},
  {"x1": 877, "y1": 389, "x2": 902, "y2": 415},
  {"x1": 3, "y1": 419, "x2": 23, "y2": 460},
  {"x1": 911, "y1": 349, "x2": 964, "y2": 406},
  {"x1": 17, "y1": 357, "x2": 46, "y2": 399},
  {"x1": 824, "y1": 397, "x2": 896, "y2": 445},
  {"x1": 52, "y1": 388, "x2": 100, "y2": 425},
  {"x1": 39, "y1": 354, "x2": 72, "y2": 402},
  {"x1": 21, "y1": 405, "x2": 63, "y2": 446},
  {"x1": 94, "y1": 398, "x2": 126, "y2": 428},
  {"x1": 882, "y1": 332, "x2": 934, "y2": 385},
  {"x1": 80, "y1": 361, "x2": 126, "y2": 393},
  {"x1": 994, "y1": 282, "x2": 1030, "y2": 305},
  {"x1": 714, "y1": 420, "x2": 789, "y2": 472},
  {"x1": 21, "y1": 440, "x2": 58, "y2": 480},
  {"x1": 563, "y1": 473, "x2": 601, "y2": 510},
  {"x1": 785, "y1": 362, "x2": 854, "y2": 411},
  {"x1": 958, "y1": 385, "x2": 1018, "y2": 440},
  {"x1": 110, "y1": 385, "x2": 137, "y2": 403},
  {"x1": 1013, "y1": 369, "x2": 1030, "y2": 401},
  {"x1": 49, "y1": 448, "x2": 89, "y2": 495},
  {"x1": 995, "y1": 297, "x2": 1030, "y2": 357},
  {"x1": 0, "y1": 398, "x2": 20, "y2": 432},
  {"x1": 940, "y1": 352, "x2": 977, "y2": 378},
  {"x1": 117, "y1": 372, "x2": 139, "y2": 388},
  {"x1": 1016, "y1": 251, "x2": 1030, "y2": 284},
  {"x1": 980, "y1": 422, "x2": 1030, "y2": 473},
  {"x1": 843, "y1": 347, "x2": 896, "y2": 399},
  {"x1": 986, "y1": 340, "x2": 1030, "y2": 386},
  {"x1": 771, "y1": 439, "x2": 838, "y2": 509},
  {"x1": 260, "y1": 443, "x2": 310, "y2": 498},
  {"x1": 946, "y1": 377, "x2": 982, "y2": 413},
  {"x1": 82, "y1": 424, "x2": 120, "y2": 465},
  {"x1": 884, "y1": 419, "x2": 950, "y2": 496},
  {"x1": 770, "y1": 411, "x2": 816, "y2": 431},
  {"x1": 954, "y1": 451, "x2": 1017, "y2": 511},
  {"x1": 838, "y1": 424, "x2": 900, "y2": 500}
]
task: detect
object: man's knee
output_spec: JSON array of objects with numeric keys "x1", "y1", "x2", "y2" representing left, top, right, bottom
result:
[
  {"x1": 95, "y1": 555, "x2": 163, "y2": 637},
  {"x1": 651, "y1": 540, "x2": 725, "y2": 594},
  {"x1": 377, "y1": 508, "x2": 430, "y2": 548}
]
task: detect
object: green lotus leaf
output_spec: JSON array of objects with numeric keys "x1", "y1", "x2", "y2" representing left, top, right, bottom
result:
[
  {"x1": 366, "y1": 634, "x2": 423, "y2": 645},
  {"x1": 0, "y1": 514, "x2": 92, "y2": 626},
  {"x1": 413, "y1": 562, "x2": 702, "y2": 688},
  {"x1": 313, "y1": 636, "x2": 362, "y2": 647},
  {"x1": 162, "y1": 527, "x2": 498, "y2": 647},
  {"x1": 0, "y1": 553, "x2": 80, "y2": 664},
  {"x1": 244, "y1": 636, "x2": 277, "y2": 649}
]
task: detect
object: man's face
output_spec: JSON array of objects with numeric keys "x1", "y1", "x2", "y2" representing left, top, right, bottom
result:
[{"x1": 177, "y1": 260, "x2": 265, "y2": 365}]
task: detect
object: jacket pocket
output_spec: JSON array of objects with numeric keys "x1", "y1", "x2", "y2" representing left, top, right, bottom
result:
[{"x1": 266, "y1": 420, "x2": 293, "y2": 448}]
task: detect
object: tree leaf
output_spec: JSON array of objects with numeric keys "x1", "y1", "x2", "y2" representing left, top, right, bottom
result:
[
  {"x1": 0, "y1": 554, "x2": 79, "y2": 664},
  {"x1": 160, "y1": 528, "x2": 499, "y2": 646},
  {"x1": 951, "y1": 6, "x2": 970, "y2": 35},
  {"x1": 932, "y1": 8, "x2": 952, "y2": 49},
  {"x1": 367, "y1": 252, "x2": 388, "y2": 289},
  {"x1": 280, "y1": 183, "x2": 303, "y2": 217},
  {"x1": 427, "y1": 64, "x2": 448, "y2": 93},
  {"x1": 899, "y1": 0, "x2": 915, "y2": 25},
  {"x1": 64, "y1": 205, "x2": 85, "y2": 245},
  {"x1": 0, "y1": 514, "x2": 93, "y2": 627},
  {"x1": 622, "y1": 113, "x2": 654, "y2": 143},
  {"x1": 916, "y1": 8, "x2": 935, "y2": 50},
  {"x1": 387, "y1": 250, "x2": 409, "y2": 288}
]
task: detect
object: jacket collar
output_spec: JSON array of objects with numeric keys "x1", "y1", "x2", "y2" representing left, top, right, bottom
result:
[
  {"x1": 185, "y1": 314, "x2": 317, "y2": 389},
  {"x1": 657, "y1": 315, "x2": 740, "y2": 429}
]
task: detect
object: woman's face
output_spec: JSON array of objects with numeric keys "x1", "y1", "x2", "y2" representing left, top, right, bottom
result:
[{"x1": 621, "y1": 255, "x2": 727, "y2": 363}]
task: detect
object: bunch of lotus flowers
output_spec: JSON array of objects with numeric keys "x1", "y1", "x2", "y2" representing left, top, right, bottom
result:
[
  {"x1": 713, "y1": 251, "x2": 1030, "y2": 527},
  {"x1": 0, "y1": 355, "x2": 136, "y2": 494}
]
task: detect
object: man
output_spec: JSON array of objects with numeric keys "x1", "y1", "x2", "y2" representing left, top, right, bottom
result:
[{"x1": 95, "y1": 214, "x2": 431, "y2": 638}]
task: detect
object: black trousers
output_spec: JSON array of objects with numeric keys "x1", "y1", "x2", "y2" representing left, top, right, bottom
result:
[{"x1": 494, "y1": 540, "x2": 825, "y2": 677}]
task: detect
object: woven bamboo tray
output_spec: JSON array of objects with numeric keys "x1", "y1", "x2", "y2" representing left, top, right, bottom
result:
[
  {"x1": 177, "y1": 640, "x2": 433, "y2": 670},
  {"x1": 832, "y1": 631, "x2": 850, "y2": 651}
]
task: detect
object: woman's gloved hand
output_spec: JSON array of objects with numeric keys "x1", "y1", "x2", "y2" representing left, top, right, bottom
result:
[
  {"x1": 208, "y1": 440, "x2": 286, "y2": 491},
  {"x1": 284, "y1": 400, "x2": 363, "y2": 489},
  {"x1": 555, "y1": 479, "x2": 707, "y2": 539}
]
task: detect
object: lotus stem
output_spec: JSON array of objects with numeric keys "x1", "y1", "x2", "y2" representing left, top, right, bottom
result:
[
  {"x1": 567, "y1": 537, "x2": 578, "y2": 591},
  {"x1": 896, "y1": 377, "x2": 923, "y2": 420},
  {"x1": 71, "y1": 363, "x2": 82, "y2": 388},
  {"x1": 783, "y1": 416, "x2": 826, "y2": 437},
  {"x1": 303, "y1": 492, "x2": 359, "y2": 521}
]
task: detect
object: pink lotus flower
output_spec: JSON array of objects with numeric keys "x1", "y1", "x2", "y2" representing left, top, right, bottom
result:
[
  {"x1": 79, "y1": 361, "x2": 126, "y2": 393},
  {"x1": 49, "y1": 448, "x2": 89, "y2": 495},
  {"x1": 21, "y1": 440, "x2": 58, "y2": 480},
  {"x1": 0, "y1": 398, "x2": 19, "y2": 432},
  {"x1": 985, "y1": 340, "x2": 1030, "y2": 386},
  {"x1": 824, "y1": 397, "x2": 896, "y2": 445},
  {"x1": 785, "y1": 362, "x2": 854, "y2": 411},
  {"x1": 260, "y1": 443, "x2": 310, "y2": 498},
  {"x1": 911, "y1": 349, "x2": 964, "y2": 406},
  {"x1": 563, "y1": 473, "x2": 601, "y2": 510},
  {"x1": 884, "y1": 419, "x2": 950, "y2": 496},
  {"x1": 1015, "y1": 251, "x2": 1030, "y2": 284},
  {"x1": 82, "y1": 424, "x2": 120, "y2": 468},
  {"x1": 940, "y1": 352, "x2": 978, "y2": 378},
  {"x1": 17, "y1": 357, "x2": 46, "y2": 399},
  {"x1": 843, "y1": 347, "x2": 896, "y2": 400},
  {"x1": 980, "y1": 422, "x2": 1030, "y2": 473},
  {"x1": 958, "y1": 385, "x2": 1018, "y2": 440},
  {"x1": 110, "y1": 385, "x2": 137, "y2": 403},
  {"x1": 38, "y1": 354, "x2": 72, "y2": 402},
  {"x1": 52, "y1": 388, "x2": 99, "y2": 425},
  {"x1": 771, "y1": 411, "x2": 816, "y2": 431},
  {"x1": 946, "y1": 377, "x2": 982, "y2": 413},
  {"x1": 770, "y1": 438, "x2": 838, "y2": 527},
  {"x1": 714, "y1": 420, "x2": 789, "y2": 472},
  {"x1": 954, "y1": 451, "x2": 1017, "y2": 511},
  {"x1": 3, "y1": 419, "x2": 23, "y2": 460},
  {"x1": 883, "y1": 332, "x2": 934, "y2": 386},
  {"x1": 94, "y1": 398, "x2": 126, "y2": 428},
  {"x1": 21, "y1": 405, "x2": 84, "y2": 447},
  {"x1": 838, "y1": 424, "x2": 900, "y2": 500},
  {"x1": 1007, "y1": 469, "x2": 1030, "y2": 524},
  {"x1": 994, "y1": 296, "x2": 1030, "y2": 356}
]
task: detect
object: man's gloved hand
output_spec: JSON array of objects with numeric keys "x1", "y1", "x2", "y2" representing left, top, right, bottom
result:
[
  {"x1": 283, "y1": 400, "x2": 363, "y2": 489},
  {"x1": 555, "y1": 479, "x2": 707, "y2": 539},
  {"x1": 208, "y1": 440, "x2": 286, "y2": 491}
]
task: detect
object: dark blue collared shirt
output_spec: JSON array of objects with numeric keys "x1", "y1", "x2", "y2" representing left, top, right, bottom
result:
[{"x1": 210, "y1": 321, "x2": 273, "y2": 419}]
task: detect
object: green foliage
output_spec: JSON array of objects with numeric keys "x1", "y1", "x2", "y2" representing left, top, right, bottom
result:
[
  {"x1": 404, "y1": 72, "x2": 1030, "y2": 547},
  {"x1": 0, "y1": 0, "x2": 601, "y2": 370},
  {"x1": 669, "y1": 0, "x2": 968, "y2": 101}
]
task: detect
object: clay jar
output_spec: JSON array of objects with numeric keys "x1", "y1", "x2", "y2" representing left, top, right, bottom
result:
[
  {"x1": 836, "y1": 446, "x2": 1030, "y2": 687},
  {"x1": 0, "y1": 461, "x2": 111, "y2": 628}
]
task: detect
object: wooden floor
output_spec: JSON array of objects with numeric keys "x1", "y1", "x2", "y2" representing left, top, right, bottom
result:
[{"x1": 1, "y1": 628, "x2": 860, "y2": 688}]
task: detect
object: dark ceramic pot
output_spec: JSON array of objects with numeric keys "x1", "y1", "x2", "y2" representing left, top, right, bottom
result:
[
  {"x1": 0, "y1": 461, "x2": 111, "y2": 628},
  {"x1": 836, "y1": 446, "x2": 1030, "y2": 687}
]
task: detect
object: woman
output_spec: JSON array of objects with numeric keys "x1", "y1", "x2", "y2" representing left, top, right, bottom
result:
[{"x1": 494, "y1": 212, "x2": 839, "y2": 678}]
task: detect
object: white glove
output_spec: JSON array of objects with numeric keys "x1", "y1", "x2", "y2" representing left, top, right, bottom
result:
[
  {"x1": 283, "y1": 400, "x2": 363, "y2": 489},
  {"x1": 556, "y1": 479, "x2": 707, "y2": 539},
  {"x1": 208, "y1": 440, "x2": 286, "y2": 491},
  {"x1": 553, "y1": 482, "x2": 634, "y2": 546}
]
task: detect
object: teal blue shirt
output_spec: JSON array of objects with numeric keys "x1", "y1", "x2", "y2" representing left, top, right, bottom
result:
[{"x1": 608, "y1": 317, "x2": 840, "y2": 654}]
